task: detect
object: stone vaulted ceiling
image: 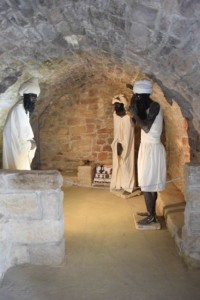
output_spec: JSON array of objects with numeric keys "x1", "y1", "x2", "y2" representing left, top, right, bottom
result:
[{"x1": 0, "y1": 0, "x2": 200, "y2": 160}]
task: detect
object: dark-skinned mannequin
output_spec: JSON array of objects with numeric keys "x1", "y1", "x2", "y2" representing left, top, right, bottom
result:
[
  {"x1": 128, "y1": 80, "x2": 166, "y2": 225},
  {"x1": 110, "y1": 95, "x2": 135, "y2": 196},
  {"x1": 3, "y1": 78, "x2": 40, "y2": 170},
  {"x1": 24, "y1": 93, "x2": 38, "y2": 150},
  {"x1": 24, "y1": 93, "x2": 37, "y2": 115},
  {"x1": 114, "y1": 102, "x2": 126, "y2": 157},
  {"x1": 130, "y1": 94, "x2": 159, "y2": 223}
]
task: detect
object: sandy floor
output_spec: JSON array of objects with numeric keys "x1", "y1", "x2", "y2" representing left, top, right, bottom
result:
[{"x1": 0, "y1": 186, "x2": 200, "y2": 300}]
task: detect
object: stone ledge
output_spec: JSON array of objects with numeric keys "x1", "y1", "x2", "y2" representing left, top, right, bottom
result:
[
  {"x1": 63, "y1": 175, "x2": 78, "y2": 187},
  {"x1": 0, "y1": 170, "x2": 63, "y2": 191},
  {"x1": 61, "y1": 170, "x2": 78, "y2": 187},
  {"x1": 166, "y1": 211, "x2": 184, "y2": 250},
  {"x1": 157, "y1": 182, "x2": 185, "y2": 251}
]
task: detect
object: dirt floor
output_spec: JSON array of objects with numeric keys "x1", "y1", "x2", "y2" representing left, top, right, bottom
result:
[{"x1": 0, "y1": 186, "x2": 200, "y2": 300}]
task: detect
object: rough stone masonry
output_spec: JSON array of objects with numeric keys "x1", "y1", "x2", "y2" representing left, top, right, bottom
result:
[
  {"x1": 0, "y1": 170, "x2": 65, "y2": 279},
  {"x1": 0, "y1": 0, "x2": 200, "y2": 160}
]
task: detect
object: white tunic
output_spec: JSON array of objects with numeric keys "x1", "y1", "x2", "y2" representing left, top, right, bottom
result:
[
  {"x1": 3, "y1": 101, "x2": 36, "y2": 170},
  {"x1": 138, "y1": 108, "x2": 166, "y2": 192},
  {"x1": 110, "y1": 113, "x2": 135, "y2": 193}
]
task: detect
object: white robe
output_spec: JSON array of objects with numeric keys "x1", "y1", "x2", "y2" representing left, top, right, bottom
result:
[
  {"x1": 3, "y1": 101, "x2": 36, "y2": 170},
  {"x1": 110, "y1": 113, "x2": 135, "y2": 193},
  {"x1": 138, "y1": 108, "x2": 166, "y2": 192}
]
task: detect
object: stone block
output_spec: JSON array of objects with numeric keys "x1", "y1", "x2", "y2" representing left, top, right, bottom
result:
[
  {"x1": 184, "y1": 189, "x2": 200, "y2": 202},
  {"x1": 9, "y1": 244, "x2": 30, "y2": 266},
  {"x1": 78, "y1": 165, "x2": 94, "y2": 185},
  {"x1": 178, "y1": 0, "x2": 199, "y2": 18},
  {"x1": 98, "y1": 152, "x2": 108, "y2": 161},
  {"x1": 188, "y1": 212, "x2": 200, "y2": 223},
  {"x1": 3, "y1": 170, "x2": 63, "y2": 190},
  {"x1": 156, "y1": 182, "x2": 185, "y2": 216},
  {"x1": 78, "y1": 165, "x2": 92, "y2": 174},
  {"x1": 70, "y1": 126, "x2": 86, "y2": 135},
  {"x1": 0, "y1": 169, "x2": 65, "y2": 280},
  {"x1": 29, "y1": 238, "x2": 65, "y2": 265},
  {"x1": 0, "y1": 193, "x2": 40, "y2": 219},
  {"x1": 184, "y1": 208, "x2": 200, "y2": 232},
  {"x1": 182, "y1": 227, "x2": 200, "y2": 250},
  {"x1": 184, "y1": 163, "x2": 200, "y2": 188},
  {"x1": 0, "y1": 174, "x2": 5, "y2": 191},
  {"x1": 187, "y1": 200, "x2": 200, "y2": 210},
  {"x1": 128, "y1": 3, "x2": 158, "y2": 30},
  {"x1": 40, "y1": 191, "x2": 63, "y2": 220},
  {"x1": 107, "y1": 1, "x2": 126, "y2": 16},
  {"x1": 166, "y1": 211, "x2": 184, "y2": 251},
  {"x1": 7, "y1": 219, "x2": 64, "y2": 244},
  {"x1": 0, "y1": 241, "x2": 8, "y2": 279},
  {"x1": 183, "y1": 253, "x2": 200, "y2": 269},
  {"x1": 0, "y1": 221, "x2": 6, "y2": 242},
  {"x1": 189, "y1": 220, "x2": 200, "y2": 234},
  {"x1": 0, "y1": 241, "x2": 7, "y2": 265}
]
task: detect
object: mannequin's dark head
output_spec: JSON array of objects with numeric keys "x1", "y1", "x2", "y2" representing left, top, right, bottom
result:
[
  {"x1": 23, "y1": 93, "x2": 37, "y2": 115},
  {"x1": 113, "y1": 101, "x2": 126, "y2": 117},
  {"x1": 130, "y1": 93, "x2": 152, "y2": 119}
]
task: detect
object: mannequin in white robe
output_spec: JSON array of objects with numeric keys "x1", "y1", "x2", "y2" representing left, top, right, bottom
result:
[
  {"x1": 3, "y1": 78, "x2": 40, "y2": 170},
  {"x1": 110, "y1": 94, "x2": 135, "y2": 194},
  {"x1": 129, "y1": 80, "x2": 166, "y2": 225}
]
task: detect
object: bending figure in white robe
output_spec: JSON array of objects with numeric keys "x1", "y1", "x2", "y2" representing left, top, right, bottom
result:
[
  {"x1": 110, "y1": 94, "x2": 135, "y2": 194},
  {"x1": 3, "y1": 78, "x2": 40, "y2": 170},
  {"x1": 129, "y1": 79, "x2": 166, "y2": 226}
]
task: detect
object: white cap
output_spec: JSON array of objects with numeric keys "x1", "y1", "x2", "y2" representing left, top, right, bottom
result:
[
  {"x1": 133, "y1": 80, "x2": 152, "y2": 94},
  {"x1": 112, "y1": 94, "x2": 128, "y2": 110},
  {"x1": 19, "y1": 78, "x2": 40, "y2": 96}
]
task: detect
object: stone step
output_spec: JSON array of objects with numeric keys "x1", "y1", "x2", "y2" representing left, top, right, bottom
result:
[
  {"x1": 62, "y1": 170, "x2": 78, "y2": 187},
  {"x1": 157, "y1": 182, "x2": 185, "y2": 251}
]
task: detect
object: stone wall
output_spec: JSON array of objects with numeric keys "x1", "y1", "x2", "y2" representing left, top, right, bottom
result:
[
  {"x1": 32, "y1": 72, "x2": 134, "y2": 172},
  {"x1": 0, "y1": 170, "x2": 65, "y2": 280},
  {"x1": 38, "y1": 86, "x2": 113, "y2": 170},
  {"x1": 0, "y1": 0, "x2": 200, "y2": 163},
  {"x1": 32, "y1": 74, "x2": 189, "y2": 193},
  {"x1": 182, "y1": 163, "x2": 200, "y2": 267}
]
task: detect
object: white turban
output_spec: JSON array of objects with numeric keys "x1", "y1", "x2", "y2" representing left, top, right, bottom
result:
[
  {"x1": 112, "y1": 94, "x2": 128, "y2": 109},
  {"x1": 19, "y1": 78, "x2": 40, "y2": 96},
  {"x1": 133, "y1": 80, "x2": 152, "y2": 94}
]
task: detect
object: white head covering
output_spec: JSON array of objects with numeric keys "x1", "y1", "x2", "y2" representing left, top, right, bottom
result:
[
  {"x1": 19, "y1": 78, "x2": 40, "y2": 96},
  {"x1": 112, "y1": 94, "x2": 128, "y2": 110},
  {"x1": 133, "y1": 80, "x2": 152, "y2": 94}
]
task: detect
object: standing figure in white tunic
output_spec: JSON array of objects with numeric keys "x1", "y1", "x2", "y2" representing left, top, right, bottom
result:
[
  {"x1": 110, "y1": 94, "x2": 135, "y2": 195},
  {"x1": 129, "y1": 80, "x2": 166, "y2": 225},
  {"x1": 3, "y1": 78, "x2": 40, "y2": 170}
]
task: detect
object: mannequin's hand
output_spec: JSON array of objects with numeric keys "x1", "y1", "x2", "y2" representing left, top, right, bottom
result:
[
  {"x1": 129, "y1": 103, "x2": 138, "y2": 118},
  {"x1": 117, "y1": 143, "x2": 123, "y2": 156}
]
